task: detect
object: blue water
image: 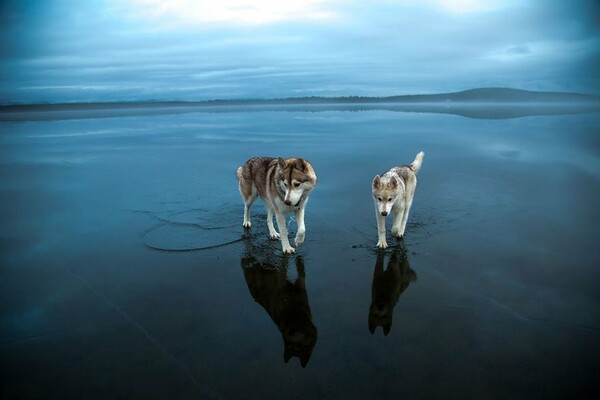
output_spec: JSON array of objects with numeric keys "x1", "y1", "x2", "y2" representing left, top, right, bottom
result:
[{"x1": 1, "y1": 106, "x2": 599, "y2": 399}]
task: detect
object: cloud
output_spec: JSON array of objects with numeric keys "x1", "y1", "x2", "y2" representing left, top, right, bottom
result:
[
  {"x1": 1, "y1": 0, "x2": 599, "y2": 103},
  {"x1": 506, "y1": 45, "x2": 532, "y2": 55},
  {"x1": 425, "y1": 0, "x2": 518, "y2": 14}
]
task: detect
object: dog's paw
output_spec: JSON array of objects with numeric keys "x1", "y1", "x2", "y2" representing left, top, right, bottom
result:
[
  {"x1": 269, "y1": 232, "x2": 280, "y2": 239},
  {"x1": 282, "y1": 245, "x2": 296, "y2": 254},
  {"x1": 294, "y1": 232, "x2": 305, "y2": 247},
  {"x1": 242, "y1": 221, "x2": 251, "y2": 229},
  {"x1": 376, "y1": 240, "x2": 388, "y2": 249}
]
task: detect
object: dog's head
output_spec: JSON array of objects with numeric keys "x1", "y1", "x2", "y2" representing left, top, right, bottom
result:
[
  {"x1": 372, "y1": 175, "x2": 400, "y2": 217},
  {"x1": 277, "y1": 157, "x2": 317, "y2": 207}
]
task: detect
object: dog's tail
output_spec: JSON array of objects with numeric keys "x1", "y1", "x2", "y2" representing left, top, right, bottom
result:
[{"x1": 410, "y1": 151, "x2": 425, "y2": 174}]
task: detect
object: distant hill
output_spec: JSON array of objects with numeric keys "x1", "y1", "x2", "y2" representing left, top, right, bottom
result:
[
  {"x1": 383, "y1": 88, "x2": 600, "y2": 103},
  {"x1": 198, "y1": 88, "x2": 600, "y2": 105}
]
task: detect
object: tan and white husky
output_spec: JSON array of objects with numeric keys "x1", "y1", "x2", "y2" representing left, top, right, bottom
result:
[
  {"x1": 372, "y1": 151, "x2": 424, "y2": 249},
  {"x1": 237, "y1": 157, "x2": 317, "y2": 254}
]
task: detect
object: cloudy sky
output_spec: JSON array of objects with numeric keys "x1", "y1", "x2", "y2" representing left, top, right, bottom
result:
[{"x1": 1, "y1": 0, "x2": 599, "y2": 103}]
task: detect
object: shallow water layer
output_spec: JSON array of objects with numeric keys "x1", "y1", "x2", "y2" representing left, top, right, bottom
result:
[{"x1": 1, "y1": 107, "x2": 599, "y2": 399}]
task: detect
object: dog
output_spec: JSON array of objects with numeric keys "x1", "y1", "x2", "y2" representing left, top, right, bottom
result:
[
  {"x1": 237, "y1": 157, "x2": 317, "y2": 254},
  {"x1": 368, "y1": 247, "x2": 417, "y2": 336},
  {"x1": 372, "y1": 151, "x2": 424, "y2": 249}
]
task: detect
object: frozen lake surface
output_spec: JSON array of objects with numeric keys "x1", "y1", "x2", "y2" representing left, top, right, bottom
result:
[{"x1": 1, "y1": 105, "x2": 599, "y2": 399}]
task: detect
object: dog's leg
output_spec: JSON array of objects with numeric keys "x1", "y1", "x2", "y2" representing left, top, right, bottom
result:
[
  {"x1": 267, "y1": 208, "x2": 280, "y2": 239},
  {"x1": 399, "y1": 200, "x2": 412, "y2": 237},
  {"x1": 375, "y1": 206, "x2": 388, "y2": 249},
  {"x1": 391, "y1": 206, "x2": 405, "y2": 239},
  {"x1": 400, "y1": 182, "x2": 417, "y2": 236},
  {"x1": 242, "y1": 192, "x2": 257, "y2": 228},
  {"x1": 294, "y1": 205, "x2": 306, "y2": 247},
  {"x1": 275, "y1": 211, "x2": 295, "y2": 254},
  {"x1": 243, "y1": 203, "x2": 252, "y2": 228},
  {"x1": 239, "y1": 176, "x2": 257, "y2": 228}
]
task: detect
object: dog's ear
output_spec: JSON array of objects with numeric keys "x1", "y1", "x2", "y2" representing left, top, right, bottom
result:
[
  {"x1": 389, "y1": 176, "x2": 398, "y2": 189},
  {"x1": 277, "y1": 157, "x2": 286, "y2": 169},
  {"x1": 295, "y1": 158, "x2": 307, "y2": 172},
  {"x1": 373, "y1": 175, "x2": 381, "y2": 189}
]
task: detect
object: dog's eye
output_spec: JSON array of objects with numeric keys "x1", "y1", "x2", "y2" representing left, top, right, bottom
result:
[
  {"x1": 293, "y1": 182, "x2": 300, "y2": 188},
  {"x1": 388, "y1": 198, "x2": 393, "y2": 202},
  {"x1": 377, "y1": 197, "x2": 382, "y2": 201}
]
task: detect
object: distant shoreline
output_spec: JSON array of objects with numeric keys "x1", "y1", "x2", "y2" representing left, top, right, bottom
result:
[
  {"x1": 1, "y1": 88, "x2": 600, "y2": 111},
  {"x1": 1, "y1": 88, "x2": 599, "y2": 121},
  {"x1": 1, "y1": 102, "x2": 599, "y2": 122}
]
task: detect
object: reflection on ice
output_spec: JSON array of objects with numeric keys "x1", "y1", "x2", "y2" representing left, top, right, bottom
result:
[
  {"x1": 241, "y1": 237, "x2": 317, "y2": 367},
  {"x1": 368, "y1": 246, "x2": 417, "y2": 336}
]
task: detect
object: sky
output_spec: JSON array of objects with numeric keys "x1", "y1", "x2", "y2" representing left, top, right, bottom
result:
[{"x1": 1, "y1": 0, "x2": 599, "y2": 103}]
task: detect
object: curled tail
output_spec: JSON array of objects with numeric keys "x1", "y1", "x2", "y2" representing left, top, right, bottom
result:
[{"x1": 410, "y1": 151, "x2": 425, "y2": 174}]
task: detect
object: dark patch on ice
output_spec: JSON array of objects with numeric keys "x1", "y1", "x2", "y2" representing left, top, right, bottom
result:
[
  {"x1": 153, "y1": 208, "x2": 237, "y2": 229},
  {"x1": 144, "y1": 224, "x2": 242, "y2": 251},
  {"x1": 141, "y1": 204, "x2": 242, "y2": 251}
]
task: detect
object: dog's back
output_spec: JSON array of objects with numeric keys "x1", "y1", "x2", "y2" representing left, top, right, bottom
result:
[
  {"x1": 237, "y1": 157, "x2": 278, "y2": 201},
  {"x1": 387, "y1": 151, "x2": 424, "y2": 194},
  {"x1": 237, "y1": 156, "x2": 317, "y2": 204}
]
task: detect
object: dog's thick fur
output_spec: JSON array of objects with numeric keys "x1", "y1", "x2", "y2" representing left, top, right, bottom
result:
[
  {"x1": 372, "y1": 151, "x2": 424, "y2": 249},
  {"x1": 368, "y1": 248, "x2": 417, "y2": 336},
  {"x1": 237, "y1": 157, "x2": 317, "y2": 254}
]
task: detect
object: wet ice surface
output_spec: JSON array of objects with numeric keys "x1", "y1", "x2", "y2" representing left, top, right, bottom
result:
[
  {"x1": 1, "y1": 107, "x2": 599, "y2": 399},
  {"x1": 140, "y1": 207, "x2": 241, "y2": 251}
]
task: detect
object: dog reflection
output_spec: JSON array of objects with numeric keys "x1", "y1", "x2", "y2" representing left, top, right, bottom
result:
[
  {"x1": 368, "y1": 248, "x2": 417, "y2": 336},
  {"x1": 242, "y1": 253, "x2": 317, "y2": 367}
]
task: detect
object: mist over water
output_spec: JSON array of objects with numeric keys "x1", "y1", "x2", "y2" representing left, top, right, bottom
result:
[{"x1": 1, "y1": 106, "x2": 599, "y2": 398}]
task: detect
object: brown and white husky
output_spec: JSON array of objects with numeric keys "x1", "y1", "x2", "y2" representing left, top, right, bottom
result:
[
  {"x1": 372, "y1": 151, "x2": 424, "y2": 249},
  {"x1": 237, "y1": 157, "x2": 317, "y2": 254}
]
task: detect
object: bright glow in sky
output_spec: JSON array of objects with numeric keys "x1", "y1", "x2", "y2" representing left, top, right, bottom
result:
[
  {"x1": 0, "y1": 0, "x2": 598, "y2": 103},
  {"x1": 130, "y1": 0, "x2": 337, "y2": 25},
  {"x1": 431, "y1": 0, "x2": 503, "y2": 13}
]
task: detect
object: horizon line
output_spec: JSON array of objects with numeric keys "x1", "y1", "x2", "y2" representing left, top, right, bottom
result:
[{"x1": 2, "y1": 87, "x2": 600, "y2": 108}]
